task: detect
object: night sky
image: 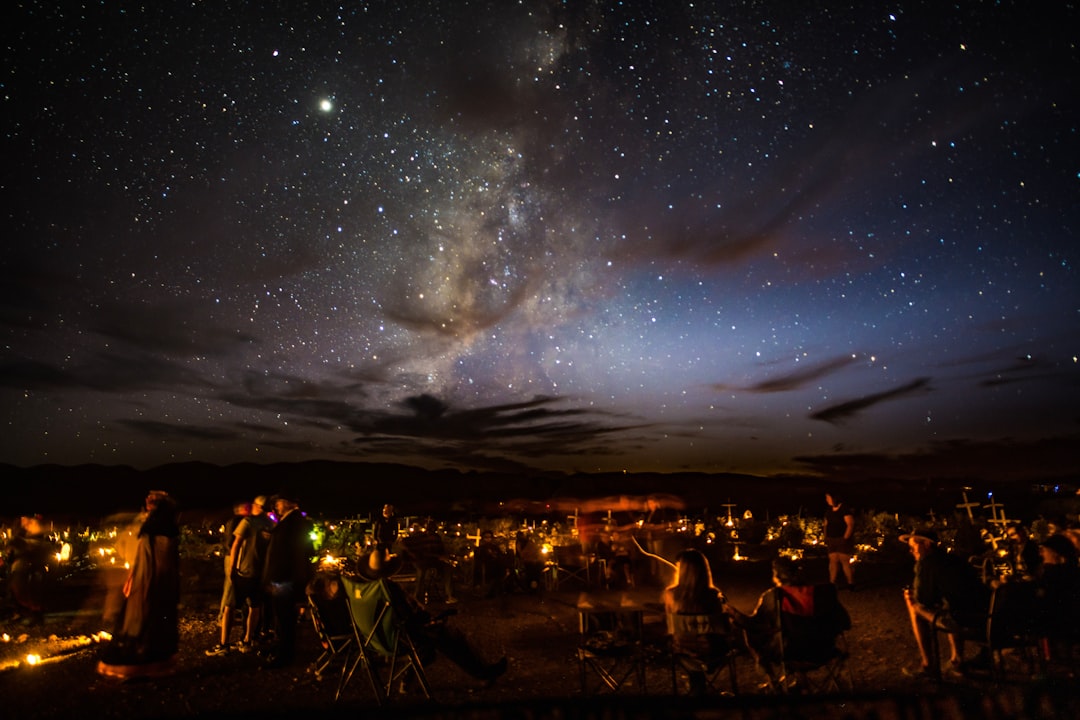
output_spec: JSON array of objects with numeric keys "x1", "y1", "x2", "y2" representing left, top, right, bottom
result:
[{"x1": 2, "y1": 1, "x2": 1077, "y2": 483}]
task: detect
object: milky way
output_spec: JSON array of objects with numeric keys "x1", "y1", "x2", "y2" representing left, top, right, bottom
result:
[{"x1": 2, "y1": 1, "x2": 1077, "y2": 481}]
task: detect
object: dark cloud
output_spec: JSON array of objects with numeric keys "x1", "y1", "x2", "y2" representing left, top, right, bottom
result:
[
  {"x1": 117, "y1": 419, "x2": 239, "y2": 441},
  {"x1": 810, "y1": 378, "x2": 932, "y2": 425},
  {"x1": 714, "y1": 354, "x2": 862, "y2": 394},
  {"x1": 794, "y1": 434, "x2": 1080, "y2": 483},
  {"x1": 218, "y1": 374, "x2": 640, "y2": 469},
  {"x1": 976, "y1": 355, "x2": 1055, "y2": 388},
  {"x1": 91, "y1": 300, "x2": 258, "y2": 357},
  {"x1": 0, "y1": 351, "x2": 216, "y2": 393}
]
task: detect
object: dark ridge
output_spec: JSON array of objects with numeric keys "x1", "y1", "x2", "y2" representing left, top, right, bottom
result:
[{"x1": 3, "y1": 461, "x2": 1072, "y2": 523}]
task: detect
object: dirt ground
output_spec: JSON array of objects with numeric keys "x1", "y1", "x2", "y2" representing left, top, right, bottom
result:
[{"x1": 1, "y1": 557, "x2": 1076, "y2": 719}]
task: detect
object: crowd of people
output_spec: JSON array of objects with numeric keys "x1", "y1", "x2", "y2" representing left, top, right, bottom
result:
[
  {"x1": 656, "y1": 491, "x2": 1080, "y2": 693},
  {"x1": 87, "y1": 488, "x2": 320, "y2": 679},
  {"x1": 3, "y1": 487, "x2": 1078, "y2": 696}
]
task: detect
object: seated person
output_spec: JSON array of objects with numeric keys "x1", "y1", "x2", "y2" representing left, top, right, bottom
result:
[
  {"x1": 662, "y1": 548, "x2": 734, "y2": 695},
  {"x1": 900, "y1": 528, "x2": 990, "y2": 677},
  {"x1": 729, "y1": 557, "x2": 850, "y2": 687},
  {"x1": 606, "y1": 530, "x2": 636, "y2": 589},
  {"x1": 356, "y1": 548, "x2": 507, "y2": 685}
]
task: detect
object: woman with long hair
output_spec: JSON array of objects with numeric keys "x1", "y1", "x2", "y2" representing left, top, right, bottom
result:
[
  {"x1": 662, "y1": 549, "x2": 732, "y2": 695},
  {"x1": 662, "y1": 548, "x2": 726, "y2": 615}
]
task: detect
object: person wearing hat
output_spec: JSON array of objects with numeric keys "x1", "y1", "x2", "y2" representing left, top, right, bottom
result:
[
  {"x1": 354, "y1": 547, "x2": 509, "y2": 686},
  {"x1": 900, "y1": 527, "x2": 990, "y2": 678},
  {"x1": 355, "y1": 545, "x2": 405, "y2": 580},
  {"x1": 261, "y1": 491, "x2": 316, "y2": 669}
]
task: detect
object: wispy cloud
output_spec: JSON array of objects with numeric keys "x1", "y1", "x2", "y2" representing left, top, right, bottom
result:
[
  {"x1": 713, "y1": 354, "x2": 862, "y2": 394},
  {"x1": 810, "y1": 377, "x2": 931, "y2": 425}
]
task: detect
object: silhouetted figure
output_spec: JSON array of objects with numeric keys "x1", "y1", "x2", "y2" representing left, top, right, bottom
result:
[
  {"x1": 402, "y1": 520, "x2": 458, "y2": 604},
  {"x1": 261, "y1": 491, "x2": 315, "y2": 668},
  {"x1": 6, "y1": 515, "x2": 50, "y2": 625},
  {"x1": 662, "y1": 549, "x2": 732, "y2": 695},
  {"x1": 97, "y1": 491, "x2": 180, "y2": 680},
  {"x1": 372, "y1": 503, "x2": 399, "y2": 552},
  {"x1": 473, "y1": 530, "x2": 508, "y2": 597},
  {"x1": 825, "y1": 492, "x2": 856, "y2": 590}
]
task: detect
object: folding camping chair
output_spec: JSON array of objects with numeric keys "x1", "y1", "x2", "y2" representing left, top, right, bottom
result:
[
  {"x1": 931, "y1": 580, "x2": 1044, "y2": 682},
  {"x1": 577, "y1": 602, "x2": 646, "y2": 694},
  {"x1": 667, "y1": 611, "x2": 740, "y2": 696},
  {"x1": 770, "y1": 583, "x2": 853, "y2": 693},
  {"x1": 547, "y1": 545, "x2": 593, "y2": 590},
  {"x1": 306, "y1": 574, "x2": 358, "y2": 701},
  {"x1": 339, "y1": 575, "x2": 437, "y2": 704}
]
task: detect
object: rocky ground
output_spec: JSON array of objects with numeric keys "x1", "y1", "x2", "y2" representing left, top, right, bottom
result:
[{"x1": 1, "y1": 557, "x2": 1076, "y2": 719}]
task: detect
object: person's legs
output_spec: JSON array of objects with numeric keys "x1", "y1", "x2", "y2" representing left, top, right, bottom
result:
[
  {"x1": 828, "y1": 553, "x2": 842, "y2": 585},
  {"x1": 946, "y1": 632, "x2": 963, "y2": 665},
  {"x1": 243, "y1": 601, "x2": 262, "y2": 646},
  {"x1": 267, "y1": 584, "x2": 299, "y2": 665},
  {"x1": 414, "y1": 565, "x2": 430, "y2": 600},
  {"x1": 207, "y1": 581, "x2": 235, "y2": 654},
  {"x1": 906, "y1": 603, "x2": 934, "y2": 669},
  {"x1": 233, "y1": 580, "x2": 261, "y2": 647},
  {"x1": 441, "y1": 562, "x2": 457, "y2": 602},
  {"x1": 839, "y1": 553, "x2": 855, "y2": 586},
  {"x1": 218, "y1": 605, "x2": 234, "y2": 646}
]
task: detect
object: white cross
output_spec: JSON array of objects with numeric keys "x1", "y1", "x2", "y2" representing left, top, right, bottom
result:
[
  {"x1": 956, "y1": 490, "x2": 981, "y2": 521},
  {"x1": 984, "y1": 499, "x2": 1005, "y2": 524},
  {"x1": 721, "y1": 501, "x2": 737, "y2": 525}
]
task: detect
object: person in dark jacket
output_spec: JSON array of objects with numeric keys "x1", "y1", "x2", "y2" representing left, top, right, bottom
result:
[
  {"x1": 372, "y1": 503, "x2": 399, "y2": 552},
  {"x1": 261, "y1": 491, "x2": 315, "y2": 668}
]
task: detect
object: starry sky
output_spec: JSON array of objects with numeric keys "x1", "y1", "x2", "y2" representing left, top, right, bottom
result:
[{"x1": 2, "y1": 1, "x2": 1078, "y2": 483}]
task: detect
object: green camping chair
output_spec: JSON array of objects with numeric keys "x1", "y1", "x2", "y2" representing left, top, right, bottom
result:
[{"x1": 339, "y1": 575, "x2": 435, "y2": 703}]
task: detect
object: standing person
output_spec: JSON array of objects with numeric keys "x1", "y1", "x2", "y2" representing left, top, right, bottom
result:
[
  {"x1": 261, "y1": 491, "x2": 315, "y2": 669},
  {"x1": 402, "y1": 520, "x2": 458, "y2": 604},
  {"x1": 97, "y1": 491, "x2": 181, "y2": 680},
  {"x1": 372, "y1": 503, "x2": 399, "y2": 552},
  {"x1": 473, "y1": 529, "x2": 508, "y2": 598},
  {"x1": 207, "y1": 496, "x2": 272, "y2": 656},
  {"x1": 7, "y1": 515, "x2": 50, "y2": 626},
  {"x1": 206, "y1": 501, "x2": 250, "y2": 656},
  {"x1": 900, "y1": 528, "x2": 990, "y2": 679},
  {"x1": 824, "y1": 492, "x2": 856, "y2": 591}
]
